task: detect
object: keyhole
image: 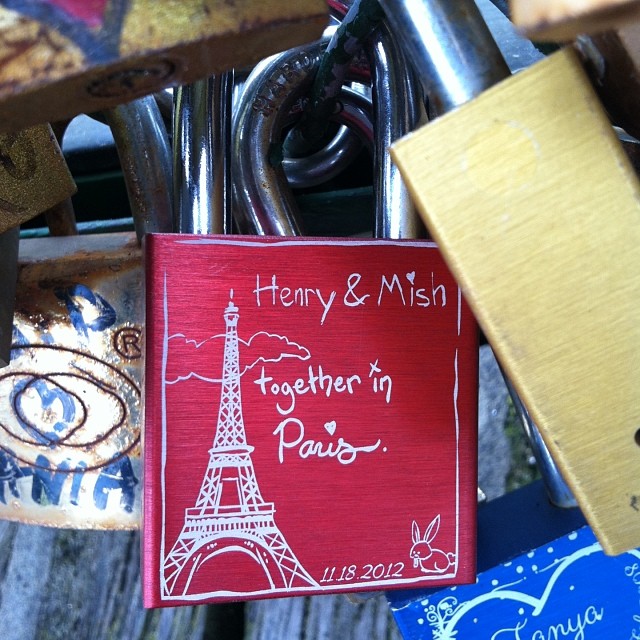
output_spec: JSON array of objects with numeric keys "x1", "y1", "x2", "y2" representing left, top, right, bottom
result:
[{"x1": 635, "y1": 428, "x2": 640, "y2": 447}]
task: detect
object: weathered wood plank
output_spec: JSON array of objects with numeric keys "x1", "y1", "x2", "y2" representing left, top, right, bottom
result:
[
  {"x1": 0, "y1": 522, "x2": 207, "y2": 640},
  {"x1": 246, "y1": 594, "x2": 403, "y2": 640}
]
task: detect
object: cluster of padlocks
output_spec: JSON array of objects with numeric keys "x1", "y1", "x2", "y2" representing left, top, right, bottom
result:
[{"x1": 1, "y1": 0, "x2": 640, "y2": 637}]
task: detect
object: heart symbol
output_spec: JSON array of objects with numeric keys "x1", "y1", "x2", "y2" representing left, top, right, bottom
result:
[
  {"x1": 324, "y1": 421, "x2": 337, "y2": 436},
  {"x1": 406, "y1": 271, "x2": 416, "y2": 284},
  {"x1": 14, "y1": 377, "x2": 78, "y2": 445}
]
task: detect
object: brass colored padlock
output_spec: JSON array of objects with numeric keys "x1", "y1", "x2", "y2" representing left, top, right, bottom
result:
[
  {"x1": 0, "y1": 123, "x2": 76, "y2": 233},
  {"x1": 0, "y1": 122, "x2": 76, "y2": 369},
  {"x1": 383, "y1": 0, "x2": 640, "y2": 555}
]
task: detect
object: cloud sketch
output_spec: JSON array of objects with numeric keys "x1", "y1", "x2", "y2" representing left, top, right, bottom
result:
[{"x1": 165, "y1": 331, "x2": 310, "y2": 384}]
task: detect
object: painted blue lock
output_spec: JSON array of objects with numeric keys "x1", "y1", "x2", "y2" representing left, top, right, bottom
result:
[{"x1": 388, "y1": 480, "x2": 640, "y2": 639}]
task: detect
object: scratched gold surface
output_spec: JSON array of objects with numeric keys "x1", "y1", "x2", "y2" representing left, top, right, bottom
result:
[
  {"x1": 0, "y1": 123, "x2": 76, "y2": 232},
  {"x1": 0, "y1": 233, "x2": 143, "y2": 529},
  {"x1": 392, "y1": 48, "x2": 640, "y2": 555},
  {"x1": 0, "y1": 8, "x2": 86, "y2": 89}
]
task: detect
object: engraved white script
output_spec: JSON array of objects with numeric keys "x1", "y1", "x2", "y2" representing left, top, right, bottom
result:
[
  {"x1": 491, "y1": 605, "x2": 604, "y2": 640},
  {"x1": 273, "y1": 417, "x2": 382, "y2": 464}
]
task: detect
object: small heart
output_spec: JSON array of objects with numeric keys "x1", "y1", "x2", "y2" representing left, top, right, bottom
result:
[
  {"x1": 324, "y1": 421, "x2": 337, "y2": 436},
  {"x1": 406, "y1": 271, "x2": 416, "y2": 284}
]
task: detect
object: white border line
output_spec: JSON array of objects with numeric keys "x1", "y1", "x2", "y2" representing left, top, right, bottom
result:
[
  {"x1": 177, "y1": 238, "x2": 438, "y2": 249},
  {"x1": 161, "y1": 570, "x2": 461, "y2": 602},
  {"x1": 160, "y1": 272, "x2": 169, "y2": 596},
  {"x1": 455, "y1": 285, "x2": 462, "y2": 573},
  {"x1": 158, "y1": 241, "x2": 464, "y2": 600}
]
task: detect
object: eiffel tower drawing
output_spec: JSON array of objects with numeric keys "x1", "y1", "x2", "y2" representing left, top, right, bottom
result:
[{"x1": 162, "y1": 293, "x2": 317, "y2": 597}]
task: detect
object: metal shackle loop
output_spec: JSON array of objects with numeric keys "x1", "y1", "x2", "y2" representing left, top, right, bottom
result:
[
  {"x1": 103, "y1": 95, "x2": 174, "y2": 242},
  {"x1": 232, "y1": 43, "x2": 324, "y2": 236},
  {"x1": 232, "y1": 41, "x2": 373, "y2": 236},
  {"x1": 368, "y1": 20, "x2": 425, "y2": 239},
  {"x1": 377, "y1": 0, "x2": 509, "y2": 115},
  {"x1": 283, "y1": 123, "x2": 364, "y2": 190},
  {"x1": 503, "y1": 375, "x2": 577, "y2": 509},
  {"x1": 173, "y1": 73, "x2": 234, "y2": 236}
]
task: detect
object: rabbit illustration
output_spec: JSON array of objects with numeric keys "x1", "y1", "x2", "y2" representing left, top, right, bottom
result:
[{"x1": 410, "y1": 515, "x2": 455, "y2": 574}]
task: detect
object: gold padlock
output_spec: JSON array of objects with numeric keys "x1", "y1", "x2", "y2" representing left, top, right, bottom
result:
[
  {"x1": 0, "y1": 123, "x2": 76, "y2": 233},
  {"x1": 382, "y1": 0, "x2": 640, "y2": 555}
]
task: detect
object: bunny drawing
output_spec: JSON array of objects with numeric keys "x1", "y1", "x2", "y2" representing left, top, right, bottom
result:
[{"x1": 410, "y1": 515, "x2": 455, "y2": 574}]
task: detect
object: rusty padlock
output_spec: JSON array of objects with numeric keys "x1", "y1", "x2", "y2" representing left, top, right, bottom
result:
[
  {"x1": 0, "y1": 95, "x2": 171, "y2": 529},
  {"x1": 0, "y1": 0, "x2": 328, "y2": 133}
]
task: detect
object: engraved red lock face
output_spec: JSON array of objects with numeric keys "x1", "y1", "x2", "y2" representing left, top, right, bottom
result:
[{"x1": 143, "y1": 235, "x2": 479, "y2": 606}]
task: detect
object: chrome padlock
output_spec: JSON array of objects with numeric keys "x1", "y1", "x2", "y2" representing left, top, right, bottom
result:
[
  {"x1": 0, "y1": 96, "x2": 172, "y2": 529},
  {"x1": 173, "y1": 74, "x2": 234, "y2": 235},
  {"x1": 367, "y1": 10, "x2": 425, "y2": 239},
  {"x1": 231, "y1": 38, "x2": 373, "y2": 235},
  {"x1": 383, "y1": 0, "x2": 640, "y2": 554}
]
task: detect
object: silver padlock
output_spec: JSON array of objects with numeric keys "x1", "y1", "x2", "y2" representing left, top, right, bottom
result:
[
  {"x1": 104, "y1": 95, "x2": 173, "y2": 240},
  {"x1": 173, "y1": 74, "x2": 234, "y2": 235},
  {"x1": 232, "y1": 39, "x2": 373, "y2": 236}
]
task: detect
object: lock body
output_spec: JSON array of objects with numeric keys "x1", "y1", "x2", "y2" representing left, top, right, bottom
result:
[
  {"x1": 392, "y1": 45, "x2": 640, "y2": 555},
  {"x1": 0, "y1": 0, "x2": 327, "y2": 133},
  {"x1": 389, "y1": 479, "x2": 640, "y2": 639},
  {"x1": 143, "y1": 235, "x2": 478, "y2": 606},
  {"x1": 0, "y1": 124, "x2": 76, "y2": 233},
  {"x1": 0, "y1": 90, "x2": 173, "y2": 528},
  {"x1": 0, "y1": 232, "x2": 143, "y2": 528}
]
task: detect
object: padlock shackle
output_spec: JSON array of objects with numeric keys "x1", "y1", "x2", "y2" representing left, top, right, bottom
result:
[
  {"x1": 232, "y1": 45, "x2": 320, "y2": 236},
  {"x1": 105, "y1": 95, "x2": 173, "y2": 241},
  {"x1": 378, "y1": 0, "x2": 509, "y2": 114},
  {"x1": 173, "y1": 74, "x2": 234, "y2": 236},
  {"x1": 283, "y1": 124, "x2": 364, "y2": 189},
  {"x1": 503, "y1": 375, "x2": 577, "y2": 509},
  {"x1": 284, "y1": 92, "x2": 373, "y2": 189},
  {"x1": 288, "y1": 0, "x2": 384, "y2": 153},
  {"x1": 233, "y1": 43, "x2": 373, "y2": 236},
  {"x1": 232, "y1": 41, "x2": 373, "y2": 236},
  {"x1": 369, "y1": 20, "x2": 425, "y2": 239}
]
